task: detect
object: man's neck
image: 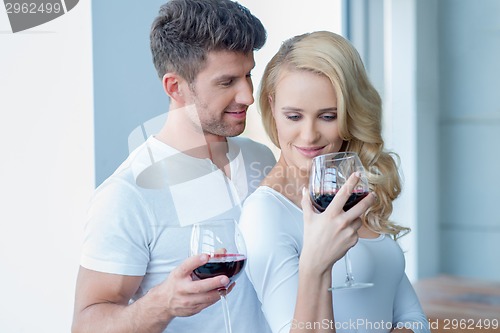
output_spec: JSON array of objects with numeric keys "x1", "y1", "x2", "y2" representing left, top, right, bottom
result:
[{"x1": 155, "y1": 111, "x2": 231, "y2": 177}]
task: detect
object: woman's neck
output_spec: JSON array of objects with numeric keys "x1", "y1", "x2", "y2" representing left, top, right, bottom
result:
[{"x1": 262, "y1": 156, "x2": 309, "y2": 208}]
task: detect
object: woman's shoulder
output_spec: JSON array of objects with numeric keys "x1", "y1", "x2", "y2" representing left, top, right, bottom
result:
[
  {"x1": 242, "y1": 186, "x2": 300, "y2": 224},
  {"x1": 240, "y1": 186, "x2": 303, "y2": 245},
  {"x1": 244, "y1": 186, "x2": 289, "y2": 209}
]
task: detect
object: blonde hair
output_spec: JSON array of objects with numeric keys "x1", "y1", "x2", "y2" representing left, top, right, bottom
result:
[{"x1": 259, "y1": 31, "x2": 409, "y2": 239}]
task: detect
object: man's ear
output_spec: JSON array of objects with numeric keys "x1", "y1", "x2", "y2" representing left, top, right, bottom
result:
[{"x1": 162, "y1": 73, "x2": 185, "y2": 102}]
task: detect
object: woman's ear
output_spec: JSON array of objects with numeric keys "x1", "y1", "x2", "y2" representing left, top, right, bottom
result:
[
  {"x1": 162, "y1": 73, "x2": 185, "y2": 103},
  {"x1": 268, "y1": 94, "x2": 275, "y2": 115}
]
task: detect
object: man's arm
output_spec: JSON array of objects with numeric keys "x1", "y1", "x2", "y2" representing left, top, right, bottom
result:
[{"x1": 72, "y1": 254, "x2": 230, "y2": 333}]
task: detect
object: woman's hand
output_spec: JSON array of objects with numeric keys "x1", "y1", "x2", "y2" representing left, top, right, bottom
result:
[{"x1": 300, "y1": 172, "x2": 376, "y2": 275}]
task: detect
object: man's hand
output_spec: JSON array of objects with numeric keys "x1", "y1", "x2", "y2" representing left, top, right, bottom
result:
[
  {"x1": 72, "y1": 255, "x2": 234, "y2": 333},
  {"x1": 148, "y1": 254, "x2": 232, "y2": 318}
]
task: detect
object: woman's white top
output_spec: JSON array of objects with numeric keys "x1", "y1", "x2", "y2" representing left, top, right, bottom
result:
[{"x1": 240, "y1": 186, "x2": 430, "y2": 333}]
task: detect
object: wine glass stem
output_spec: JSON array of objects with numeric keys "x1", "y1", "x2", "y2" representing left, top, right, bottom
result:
[
  {"x1": 219, "y1": 288, "x2": 232, "y2": 333},
  {"x1": 344, "y1": 250, "x2": 355, "y2": 287}
]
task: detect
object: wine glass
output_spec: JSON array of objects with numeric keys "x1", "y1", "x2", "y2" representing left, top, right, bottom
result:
[
  {"x1": 190, "y1": 219, "x2": 247, "y2": 333},
  {"x1": 309, "y1": 152, "x2": 373, "y2": 290}
]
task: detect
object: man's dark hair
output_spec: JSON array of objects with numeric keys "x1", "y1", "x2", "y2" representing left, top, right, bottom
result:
[{"x1": 150, "y1": 0, "x2": 267, "y2": 83}]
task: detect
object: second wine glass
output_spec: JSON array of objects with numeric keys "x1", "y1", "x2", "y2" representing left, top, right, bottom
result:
[
  {"x1": 190, "y1": 219, "x2": 247, "y2": 333},
  {"x1": 309, "y1": 152, "x2": 374, "y2": 290}
]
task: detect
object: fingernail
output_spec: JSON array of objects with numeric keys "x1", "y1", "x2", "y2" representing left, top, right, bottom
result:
[
  {"x1": 220, "y1": 276, "x2": 229, "y2": 285},
  {"x1": 302, "y1": 187, "x2": 307, "y2": 196},
  {"x1": 355, "y1": 171, "x2": 361, "y2": 177}
]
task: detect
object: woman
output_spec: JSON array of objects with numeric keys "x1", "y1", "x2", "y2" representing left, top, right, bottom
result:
[{"x1": 239, "y1": 31, "x2": 429, "y2": 333}]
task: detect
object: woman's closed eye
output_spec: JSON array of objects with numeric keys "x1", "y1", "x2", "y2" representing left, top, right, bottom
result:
[
  {"x1": 283, "y1": 112, "x2": 337, "y2": 122},
  {"x1": 285, "y1": 113, "x2": 302, "y2": 121},
  {"x1": 319, "y1": 113, "x2": 337, "y2": 121}
]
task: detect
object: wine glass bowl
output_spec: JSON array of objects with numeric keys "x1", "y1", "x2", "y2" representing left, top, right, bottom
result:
[
  {"x1": 191, "y1": 253, "x2": 246, "y2": 288},
  {"x1": 190, "y1": 219, "x2": 247, "y2": 333},
  {"x1": 309, "y1": 152, "x2": 374, "y2": 290},
  {"x1": 310, "y1": 152, "x2": 370, "y2": 212}
]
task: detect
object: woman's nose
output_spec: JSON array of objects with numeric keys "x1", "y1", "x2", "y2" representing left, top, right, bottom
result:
[{"x1": 300, "y1": 121, "x2": 320, "y2": 143}]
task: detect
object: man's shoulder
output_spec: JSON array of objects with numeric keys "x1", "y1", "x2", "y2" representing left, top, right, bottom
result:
[
  {"x1": 231, "y1": 137, "x2": 276, "y2": 171},
  {"x1": 231, "y1": 136, "x2": 275, "y2": 157}
]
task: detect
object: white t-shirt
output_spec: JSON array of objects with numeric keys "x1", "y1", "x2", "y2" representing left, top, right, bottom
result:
[
  {"x1": 240, "y1": 186, "x2": 430, "y2": 333},
  {"x1": 80, "y1": 136, "x2": 275, "y2": 333}
]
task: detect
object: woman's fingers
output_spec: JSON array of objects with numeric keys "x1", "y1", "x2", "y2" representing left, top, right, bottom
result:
[
  {"x1": 323, "y1": 172, "x2": 361, "y2": 215},
  {"x1": 303, "y1": 172, "x2": 374, "y2": 219},
  {"x1": 344, "y1": 192, "x2": 376, "y2": 220},
  {"x1": 301, "y1": 186, "x2": 314, "y2": 221}
]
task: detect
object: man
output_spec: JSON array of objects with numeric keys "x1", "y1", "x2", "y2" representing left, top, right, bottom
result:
[{"x1": 71, "y1": 1, "x2": 275, "y2": 332}]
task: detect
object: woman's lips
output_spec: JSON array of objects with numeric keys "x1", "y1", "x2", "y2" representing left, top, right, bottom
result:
[{"x1": 295, "y1": 146, "x2": 325, "y2": 158}]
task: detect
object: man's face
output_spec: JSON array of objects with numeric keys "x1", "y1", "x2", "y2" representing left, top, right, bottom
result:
[{"x1": 183, "y1": 50, "x2": 256, "y2": 140}]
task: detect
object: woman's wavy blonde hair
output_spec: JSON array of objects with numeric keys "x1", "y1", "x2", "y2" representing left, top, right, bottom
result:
[{"x1": 259, "y1": 31, "x2": 409, "y2": 239}]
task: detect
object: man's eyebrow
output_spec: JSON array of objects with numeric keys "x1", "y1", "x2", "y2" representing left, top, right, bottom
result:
[{"x1": 213, "y1": 74, "x2": 238, "y2": 82}]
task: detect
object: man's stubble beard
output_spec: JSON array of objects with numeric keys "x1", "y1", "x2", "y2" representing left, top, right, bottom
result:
[{"x1": 190, "y1": 93, "x2": 246, "y2": 138}]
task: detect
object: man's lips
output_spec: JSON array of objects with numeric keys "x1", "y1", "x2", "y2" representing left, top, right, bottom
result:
[
  {"x1": 295, "y1": 146, "x2": 325, "y2": 157},
  {"x1": 225, "y1": 110, "x2": 247, "y2": 119}
]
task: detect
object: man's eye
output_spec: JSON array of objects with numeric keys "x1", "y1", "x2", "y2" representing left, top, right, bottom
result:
[{"x1": 220, "y1": 80, "x2": 233, "y2": 87}]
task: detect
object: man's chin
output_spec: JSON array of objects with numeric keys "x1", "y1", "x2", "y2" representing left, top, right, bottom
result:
[
  {"x1": 204, "y1": 127, "x2": 245, "y2": 139},
  {"x1": 226, "y1": 129, "x2": 245, "y2": 137},
  {"x1": 225, "y1": 123, "x2": 246, "y2": 137}
]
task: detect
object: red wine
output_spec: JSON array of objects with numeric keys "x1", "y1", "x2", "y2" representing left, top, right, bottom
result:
[
  {"x1": 192, "y1": 254, "x2": 246, "y2": 284},
  {"x1": 312, "y1": 191, "x2": 369, "y2": 212}
]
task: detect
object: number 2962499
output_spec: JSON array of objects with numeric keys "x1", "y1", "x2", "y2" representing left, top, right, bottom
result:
[{"x1": 5, "y1": 2, "x2": 62, "y2": 14}]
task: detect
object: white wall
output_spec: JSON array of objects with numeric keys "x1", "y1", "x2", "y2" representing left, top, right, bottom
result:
[
  {"x1": 0, "y1": 3, "x2": 94, "y2": 332},
  {"x1": 382, "y1": 0, "x2": 421, "y2": 281}
]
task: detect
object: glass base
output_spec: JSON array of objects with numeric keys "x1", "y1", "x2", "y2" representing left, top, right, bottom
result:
[{"x1": 328, "y1": 282, "x2": 374, "y2": 291}]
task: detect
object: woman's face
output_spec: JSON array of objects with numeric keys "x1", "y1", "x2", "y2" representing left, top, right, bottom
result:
[{"x1": 271, "y1": 69, "x2": 344, "y2": 173}]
